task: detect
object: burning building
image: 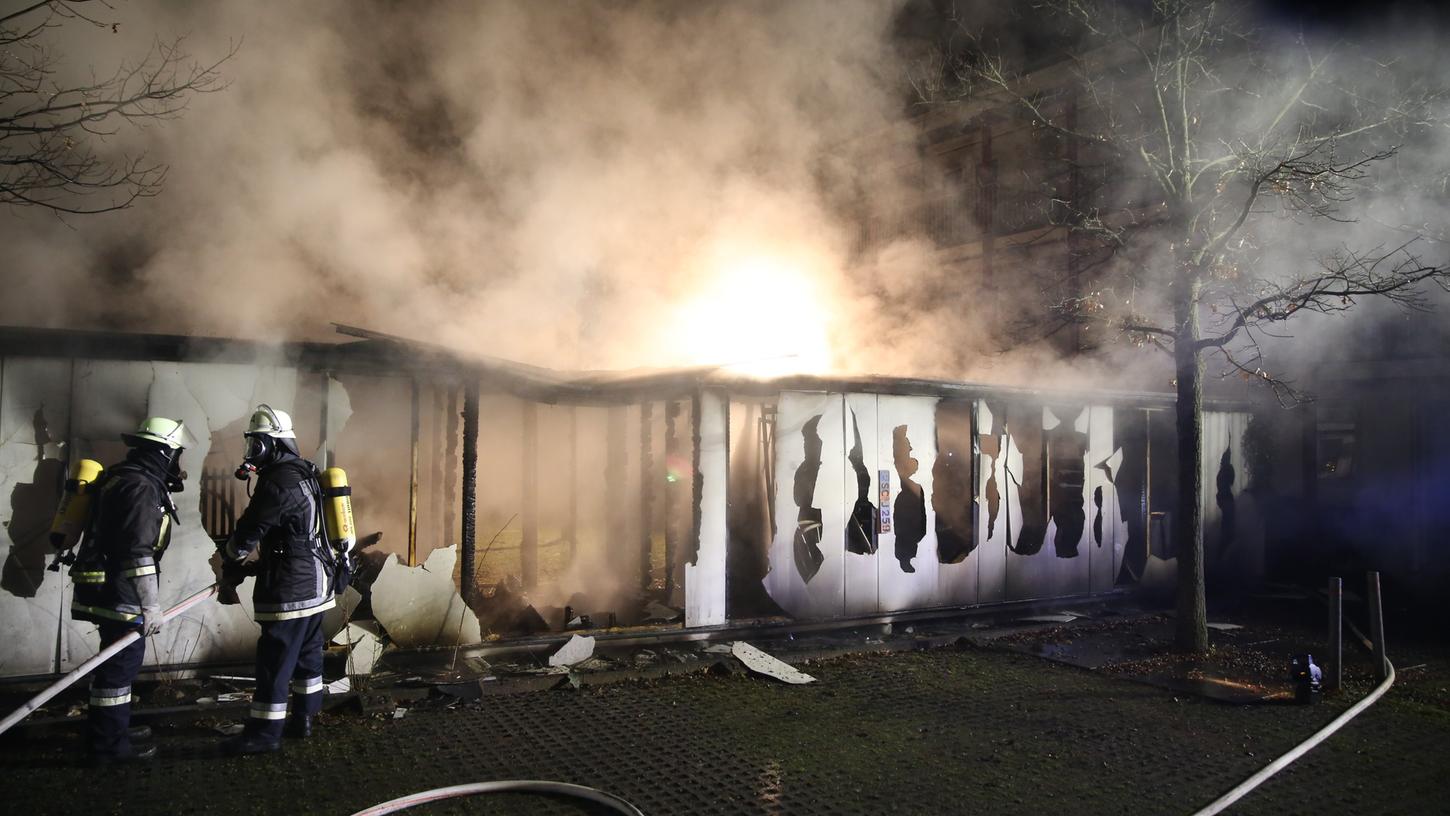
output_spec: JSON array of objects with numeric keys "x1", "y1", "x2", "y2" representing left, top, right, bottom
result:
[{"x1": 0, "y1": 322, "x2": 1259, "y2": 680}]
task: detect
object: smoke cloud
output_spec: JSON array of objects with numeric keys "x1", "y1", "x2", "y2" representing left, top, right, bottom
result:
[{"x1": 1, "y1": 0, "x2": 1447, "y2": 395}]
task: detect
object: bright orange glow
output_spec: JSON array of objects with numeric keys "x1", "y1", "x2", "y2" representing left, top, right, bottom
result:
[{"x1": 667, "y1": 245, "x2": 836, "y2": 377}]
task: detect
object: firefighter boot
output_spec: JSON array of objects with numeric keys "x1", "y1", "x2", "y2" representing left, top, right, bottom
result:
[
  {"x1": 89, "y1": 742, "x2": 157, "y2": 766},
  {"x1": 127, "y1": 725, "x2": 153, "y2": 741},
  {"x1": 283, "y1": 714, "x2": 312, "y2": 739},
  {"x1": 222, "y1": 732, "x2": 282, "y2": 756}
]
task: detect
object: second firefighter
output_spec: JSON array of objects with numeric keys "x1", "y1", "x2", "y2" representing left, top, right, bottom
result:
[{"x1": 216, "y1": 404, "x2": 340, "y2": 755}]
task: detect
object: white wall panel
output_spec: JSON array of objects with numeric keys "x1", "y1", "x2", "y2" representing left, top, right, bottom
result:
[
  {"x1": 1087, "y1": 405, "x2": 1124, "y2": 594},
  {"x1": 975, "y1": 401, "x2": 1009, "y2": 604},
  {"x1": 762, "y1": 392, "x2": 845, "y2": 620},
  {"x1": 685, "y1": 391, "x2": 729, "y2": 627},
  {"x1": 841, "y1": 394, "x2": 880, "y2": 616},
  {"x1": 876, "y1": 395, "x2": 940, "y2": 613},
  {"x1": 0, "y1": 358, "x2": 74, "y2": 676},
  {"x1": 934, "y1": 399, "x2": 978, "y2": 606},
  {"x1": 1201, "y1": 411, "x2": 1260, "y2": 585}
]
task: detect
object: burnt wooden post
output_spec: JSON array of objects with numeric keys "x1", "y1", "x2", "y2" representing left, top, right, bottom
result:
[
  {"x1": 639, "y1": 402, "x2": 654, "y2": 591},
  {"x1": 1326, "y1": 576, "x2": 1343, "y2": 693},
  {"x1": 444, "y1": 385, "x2": 459, "y2": 546},
  {"x1": 459, "y1": 380, "x2": 480, "y2": 602},
  {"x1": 1367, "y1": 570, "x2": 1389, "y2": 681},
  {"x1": 429, "y1": 385, "x2": 446, "y2": 548},
  {"x1": 408, "y1": 378, "x2": 421, "y2": 567},
  {"x1": 521, "y1": 402, "x2": 539, "y2": 589}
]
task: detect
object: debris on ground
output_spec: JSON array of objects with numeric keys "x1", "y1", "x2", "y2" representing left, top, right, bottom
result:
[
  {"x1": 333, "y1": 621, "x2": 387, "y2": 675},
  {"x1": 731, "y1": 642, "x2": 815, "y2": 684},
  {"x1": 643, "y1": 601, "x2": 683, "y2": 623},
  {"x1": 547, "y1": 634, "x2": 597, "y2": 668},
  {"x1": 371, "y1": 547, "x2": 481, "y2": 648},
  {"x1": 1016, "y1": 613, "x2": 1080, "y2": 624}
]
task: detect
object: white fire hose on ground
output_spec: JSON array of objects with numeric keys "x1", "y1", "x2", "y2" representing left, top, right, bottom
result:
[
  {"x1": 0, "y1": 584, "x2": 219, "y2": 738},
  {"x1": 347, "y1": 781, "x2": 645, "y2": 816},
  {"x1": 1191, "y1": 659, "x2": 1396, "y2": 815}
]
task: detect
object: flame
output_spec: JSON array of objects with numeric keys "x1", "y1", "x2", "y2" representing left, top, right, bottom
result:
[{"x1": 667, "y1": 244, "x2": 836, "y2": 378}]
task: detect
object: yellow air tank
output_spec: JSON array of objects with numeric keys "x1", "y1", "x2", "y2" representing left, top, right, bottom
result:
[
  {"x1": 49, "y1": 459, "x2": 105, "y2": 550},
  {"x1": 320, "y1": 467, "x2": 356, "y2": 554}
]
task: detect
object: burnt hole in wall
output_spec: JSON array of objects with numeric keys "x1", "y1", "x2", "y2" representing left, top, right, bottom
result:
[
  {"x1": 933, "y1": 400, "x2": 975, "y2": 564},
  {"x1": 892, "y1": 425, "x2": 926, "y2": 573},
  {"x1": 792, "y1": 414, "x2": 825, "y2": 583},
  {"x1": 1093, "y1": 485, "x2": 1104, "y2": 547},
  {"x1": 1005, "y1": 404, "x2": 1047, "y2": 556},
  {"x1": 1047, "y1": 406, "x2": 1088, "y2": 559},
  {"x1": 845, "y1": 408, "x2": 878, "y2": 556},
  {"x1": 979, "y1": 402, "x2": 1006, "y2": 541},
  {"x1": 1215, "y1": 446, "x2": 1237, "y2": 562},
  {"x1": 1113, "y1": 409, "x2": 1148, "y2": 584}
]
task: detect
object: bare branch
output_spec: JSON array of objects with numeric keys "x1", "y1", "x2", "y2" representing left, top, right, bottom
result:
[{"x1": 0, "y1": 3, "x2": 233, "y2": 215}]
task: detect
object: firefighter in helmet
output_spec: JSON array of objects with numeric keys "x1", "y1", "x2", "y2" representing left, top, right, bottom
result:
[
  {"x1": 216, "y1": 404, "x2": 335, "y2": 755},
  {"x1": 70, "y1": 417, "x2": 191, "y2": 764}
]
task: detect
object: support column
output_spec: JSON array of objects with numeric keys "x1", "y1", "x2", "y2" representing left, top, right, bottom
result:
[
  {"x1": 444, "y1": 385, "x2": 460, "y2": 548},
  {"x1": 664, "y1": 401, "x2": 680, "y2": 596},
  {"x1": 460, "y1": 381, "x2": 480, "y2": 602},
  {"x1": 408, "y1": 378, "x2": 420, "y2": 567},
  {"x1": 521, "y1": 402, "x2": 539, "y2": 589},
  {"x1": 1326, "y1": 576, "x2": 1343, "y2": 693},
  {"x1": 430, "y1": 385, "x2": 446, "y2": 549},
  {"x1": 639, "y1": 402, "x2": 655, "y2": 591},
  {"x1": 1367, "y1": 571, "x2": 1389, "y2": 681}
]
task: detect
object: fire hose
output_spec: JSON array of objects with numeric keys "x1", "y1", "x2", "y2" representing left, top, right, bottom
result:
[
  {"x1": 1190, "y1": 660, "x2": 1396, "y2": 815},
  {"x1": 0, "y1": 584, "x2": 219, "y2": 738},
  {"x1": 347, "y1": 781, "x2": 645, "y2": 816}
]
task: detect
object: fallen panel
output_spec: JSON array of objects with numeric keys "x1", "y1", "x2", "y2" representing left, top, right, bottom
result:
[
  {"x1": 370, "y1": 546, "x2": 481, "y2": 649},
  {"x1": 548, "y1": 634, "x2": 596, "y2": 668},
  {"x1": 643, "y1": 601, "x2": 682, "y2": 623},
  {"x1": 332, "y1": 621, "x2": 386, "y2": 675},
  {"x1": 731, "y1": 641, "x2": 815, "y2": 684},
  {"x1": 322, "y1": 586, "x2": 363, "y2": 640},
  {"x1": 1016, "y1": 614, "x2": 1079, "y2": 624}
]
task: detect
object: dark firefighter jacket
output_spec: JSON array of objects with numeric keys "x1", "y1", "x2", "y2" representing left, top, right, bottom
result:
[
  {"x1": 222, "y1": 455, "x2": 334, "y2": 622},
  {"x1": 70, "y1": 455, "x2": 177, "y2": 626}
]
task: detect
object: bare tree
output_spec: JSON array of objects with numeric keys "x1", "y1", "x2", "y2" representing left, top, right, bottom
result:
[
  {"x1": 1, "y1": 0, "x2": 231, "y2": 215},
  {"x1": 931, "y1": 0, "x2": 1450, "y2": 651}
]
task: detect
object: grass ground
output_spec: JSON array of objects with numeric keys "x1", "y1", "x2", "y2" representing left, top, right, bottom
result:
[{"x1": 2, "y1": 636, "x2": 1446, "y2": 816}]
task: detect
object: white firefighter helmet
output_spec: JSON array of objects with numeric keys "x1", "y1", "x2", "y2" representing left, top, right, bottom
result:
[
  {"x1": 246, "y1": 404, "x2": 296, "y2": 439},
  {"x1": 121, "y1": 417, "x2": 191, "y2": 450}
]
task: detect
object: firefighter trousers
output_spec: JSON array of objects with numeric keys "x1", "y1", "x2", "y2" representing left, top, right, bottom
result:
[
  {"x1": 244, "y1": 614, "x2": 325, "y2": 740},
  {"x1": 87, "y1": 621, "x2": 146, "y2": 756}
]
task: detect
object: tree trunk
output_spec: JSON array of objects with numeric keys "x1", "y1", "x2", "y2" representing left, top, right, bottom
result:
[{"x1": 1173, "y1": 282, "x2": 1209, "y2": 653}]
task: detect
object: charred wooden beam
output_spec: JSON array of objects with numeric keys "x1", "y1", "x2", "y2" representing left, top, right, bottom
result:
[
  {"x1": 460, "y1": 379, "x2": 480, "y2": 602},
  {"x1": 408, "y1": 377, "x2": 421, "y2": 567},
  {"x1": 521, "y1": 401, "x2": 539, "y2": 589}
]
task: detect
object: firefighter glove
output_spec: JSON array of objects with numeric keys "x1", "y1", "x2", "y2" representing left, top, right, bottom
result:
[{"x1": 135, "y1": 573, "x2": 165, "y2": 637}]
